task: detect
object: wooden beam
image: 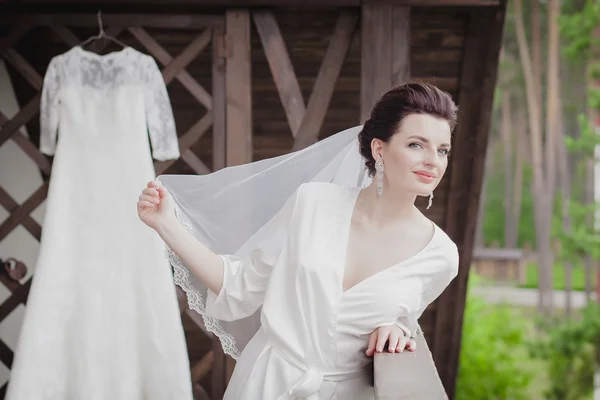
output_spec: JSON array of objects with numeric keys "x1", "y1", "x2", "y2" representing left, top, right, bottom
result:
[
  {"x1": 154, "y1": 113, "x2": 213, "y2": 175},
  {"x1": 0, "y1": 94, "x2": 40, "y2": 148},
  {"x1": 212, "y1": 28, "x2": 227, "y2": 171},
  {"x1": 0, "y1": 112, "x2": 52, "y2": 176},
  {"x1": 363, "y1": 0, "x2": 499, "y2": 5},
  {"x1": 291, "y1": 12, "x2": 357, "y2": 151},
  {"x1": 0, "y1": 19, "x2": 34, "y2": 55},
  {"x1": 191, "y1": 350, "x2": 214, "y2": 382},
  {"x1": 360, "y1": 3, "x2": 410, "y2": 120},
  {"x1": 3, "y1": 49, "x2": 43, "y2": 90},
  {"x1": 225, "y1": 9, "x2": 252, "y2": 166},
  {"x1": 52, "y1": 25, "x2": 81, "y2": 47},
  {"x1": 178, "y1": 113, "x2": 214, "y2": 152},
  {"x1": 0, "y1": 337, "x2": 14, "y2": 368},
  {"x1": 253, "y1": 10, "x2": 305, "y2": 137},
  {"x1": 0, "y1": 183, "x2": 48, "y2": 242},
  {"x1": 0, "y1": 279, "x2": 31, "y2": 322},
  {"x1": 433, "y1": 6, "x2": 506, "y2": 398},
  {"x1": 0, "y1": 186, "x2": 42, "y2": 241},
  {"x1": 128, "y1": 27, "x2": 212, "y2": 110},
  {"x1": 360, "y1": 4, "x2": 393, "y2": 122},
  {"x1": 161, "y1": 29, "x2": 211, "y2": 85},
  {"x1": 391, "y1": 7, "x2": 410, "y2": 86},
  {"x1": 0, "y1": 13, "x2": 224, "y2": 29},
  {"x1": 181, "y1": 150, "x2": 211, "y2": 175},
  {"x1": 3, "y1": 0, "x2": 500, "y2": 7}
]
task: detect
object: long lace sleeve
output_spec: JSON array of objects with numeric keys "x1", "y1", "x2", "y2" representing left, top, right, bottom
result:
[
  {"x1": 143, "y1": 56, "x2": 180, "y2": 161},
  {"x1": 395, "y1": 243, "x2": 459, "y2": 338},
  {"x1": 40, "y1": 57, "x2": 61, "y2": 156}
]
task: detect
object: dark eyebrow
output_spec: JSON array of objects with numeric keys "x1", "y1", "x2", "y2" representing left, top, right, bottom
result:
[{"x1": 407, "y1": 135, "x2": 451, "y2": 148}]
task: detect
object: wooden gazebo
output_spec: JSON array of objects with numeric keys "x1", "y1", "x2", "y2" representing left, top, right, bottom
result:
[{"x1": 0, "y1": 0, "x2": 506, "y2": 398}]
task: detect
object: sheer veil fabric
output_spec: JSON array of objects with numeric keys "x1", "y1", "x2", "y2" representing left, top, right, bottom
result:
[{"x1": 158, "y1": 126, "x2": 374, "y2": 357}]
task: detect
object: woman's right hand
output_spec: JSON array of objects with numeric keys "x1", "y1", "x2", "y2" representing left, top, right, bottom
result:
[{"x1": 137, "y1": 181, "x2": 176, "y2": 232}]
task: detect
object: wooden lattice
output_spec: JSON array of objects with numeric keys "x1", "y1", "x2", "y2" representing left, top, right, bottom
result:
[
  {"x1": 0, "y1": 13, "x2": 232, "y2": 399},
  {"x1": 252, "y1": 10, "x2": 358, "y2": 151}
]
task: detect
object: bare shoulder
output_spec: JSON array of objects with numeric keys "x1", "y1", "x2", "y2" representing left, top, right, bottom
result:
[{"x1": 429, "y1": 222, "x2": 459, "y2": 268}]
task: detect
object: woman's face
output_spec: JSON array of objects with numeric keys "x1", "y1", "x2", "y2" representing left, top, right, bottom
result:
[{"x1": 372, "y1": 113, "x2": 452, "y2": 197}]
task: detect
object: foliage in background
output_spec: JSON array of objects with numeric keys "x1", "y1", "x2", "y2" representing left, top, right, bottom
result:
[
  {"x1": 554, "y1": 0, "x2": 600, "y2": 267},
  {"x1": 528, "y1": 303, "x2": 600, "y2": 400},
  {"x1": 455, "y1": 276, "x2": 535, "y2": 400},
  {"x1": 519, "y1": 262, "x2": 594, "y2": 291}
]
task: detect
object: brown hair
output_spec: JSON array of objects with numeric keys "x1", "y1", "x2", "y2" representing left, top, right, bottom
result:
[{"x1": 358, "y1": 81, "x2": 458, "y2": 175}]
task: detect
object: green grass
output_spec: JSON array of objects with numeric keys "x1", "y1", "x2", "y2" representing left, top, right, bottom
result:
[{"x1": 519, "y1": 262, "x2": 596, "y2": 291}]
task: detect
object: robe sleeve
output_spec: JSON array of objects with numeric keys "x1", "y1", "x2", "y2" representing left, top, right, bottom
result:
[
  {"x1": 143, "y1": 56, "x2": 180, "y2": 161},
  {"x1": 204, "y1": 185, "x2": 303, "y2": 322},
  {"x1": 40, "y1": 57, "x2": 61, "y2": 156},
  {"x1": 395, "y1": 243, "x2": 459, "y2": 338}
]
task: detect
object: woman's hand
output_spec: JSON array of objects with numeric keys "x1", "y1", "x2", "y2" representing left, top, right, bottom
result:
[
  {"x1": 365, "y1": 325, "x2": 416, "y2": 356},
  {"x1": 137, "y1": 180, "x2": 176, "y2": 232}
]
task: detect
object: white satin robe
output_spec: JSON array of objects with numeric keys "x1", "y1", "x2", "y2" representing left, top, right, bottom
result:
[{"x1": 205, "y1": 182, "x2": 459, "y2": 400}]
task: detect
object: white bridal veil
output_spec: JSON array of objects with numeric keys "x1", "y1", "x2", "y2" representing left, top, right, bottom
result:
[{"x1": 157, "y1": 125, "x2": 372, "y2": 357}]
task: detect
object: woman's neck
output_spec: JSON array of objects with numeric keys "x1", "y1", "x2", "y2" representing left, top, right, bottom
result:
[{"x1": 357, "y1": 183, "x2": 419, "y2": 227}]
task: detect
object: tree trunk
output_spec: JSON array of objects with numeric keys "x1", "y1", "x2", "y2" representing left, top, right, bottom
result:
[
  {"x1": 476, "y1": 136, "x2": 496, "y2": 248},
  {"x1": 514, "y1": 0, "x2": 554, "y2": 315},
  {"x1": 501, "y1": 90, "x2": 516, "y2": 248},
  {"x1": 586, "y1": 51, "x2": 597, "y2": 303},
  {"x1": 546, "y1": 0, "x2": 560, "y2": 211},
  {"x1": 532, "y1": 0, "x2": 542, "y2": 110},
  {"x1": 512, "y1": 109, "x2": 527, "y2": 249}
]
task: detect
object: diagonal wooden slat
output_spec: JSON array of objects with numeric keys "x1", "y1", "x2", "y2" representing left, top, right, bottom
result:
[
  {"x1": 253, "y1": 11, "x2": 305, "y2": 137},
  {"x1": 52, "y1": 26, "x2": 80, "y2": 47},
  {"x1": 154, "y1": 112, "x2": 213, "y2": 175},
  {"x1": 129, "y1": 27, "x2": 212, "y2": 109},
  {"x1": 0, "y1": 183, "x2": 48, "y2": 242},
  {"x1": 0, "y1": 19, "x2": 34, "y2": 55},
  {"x1": 7, "y1": 134, "x2": 52, "y2": 176},
  {"x1": 211, "y1": 29, "x2": 226, "y2": 171},
  {"x1": 0, "y1": 113, "x2": 52, "y2": 176},
  {"x1": 4, "y1": 49, "x2": 43, "y2": 90},
  {"x1": 191, "y1": 350, "x2": 214, "y2": 382},
  {"x1": 181, "y1": 150, "x2": 211, "y2": 175},
  {"x1": 0, "y1": 94, "x2": 40, "y2": 148},
  {"x1": 0, "y1": 279, "x2": 32, "y2": 322},
  {"x1": 162, "y1": 29, "x2": 212, "y2": 84},
  {"x1": 292, "y1": 12, "x2": 358, "y2": 151},
  {"x1": 0, "y1": 337, "x2": 14, "y2": 368},
  {"x1": 0, "y1": 186, "x2": 43, "y2": 242},
  {"x1": 178, "y1": 113, "x2": 214, "y2": 151}
]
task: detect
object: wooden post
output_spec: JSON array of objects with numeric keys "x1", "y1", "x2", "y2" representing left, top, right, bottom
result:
[
  {"x1": 212, "y1": 27, "x2": 227, "y2": 171},
  {"x1": 360, "y1": 4, "x2": 410, "y2": 122},
  {"x1": 225, "y1": 9, "x2": 252, "y2": 166},
  {"x1": 432, "y1": 6, "x2": 506, "y2": 398},
  {"x1": 209, "y1": 10, "x2": 252, "y2": 399}
]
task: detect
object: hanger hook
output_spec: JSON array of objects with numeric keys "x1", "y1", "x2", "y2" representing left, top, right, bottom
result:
[{"x1": 97, "y1": 10, "x2": 105, "y2": 36}]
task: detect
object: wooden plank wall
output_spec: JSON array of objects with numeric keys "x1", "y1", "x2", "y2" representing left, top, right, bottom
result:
[{"x1": 1, "y1": 5, "x2": 473, "y2": 394}]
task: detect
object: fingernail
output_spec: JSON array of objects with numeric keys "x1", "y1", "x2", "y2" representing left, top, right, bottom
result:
[
  {"x1": 376, "y1": 346, "x2": 383, "y2": 352},
  {"x1": 388, "y1": 347, "x2": 395, "y2": 352}
]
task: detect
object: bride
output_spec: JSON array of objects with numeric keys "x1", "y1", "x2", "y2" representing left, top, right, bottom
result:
[{"x1": 137, "y1": 81, "x2": 459, "y2": 399}]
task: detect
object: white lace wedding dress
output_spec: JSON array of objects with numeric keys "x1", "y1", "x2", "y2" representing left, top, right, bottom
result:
[{"x1": 6, "y1": 46, "x2": 193, "y2": 400}]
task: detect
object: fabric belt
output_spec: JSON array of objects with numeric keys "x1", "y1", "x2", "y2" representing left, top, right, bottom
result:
[{"x1": 262, "y1": 328, "x2": 366, "y2": 400}]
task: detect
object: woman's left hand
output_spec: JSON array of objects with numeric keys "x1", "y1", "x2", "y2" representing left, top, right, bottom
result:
[{"x1": 365, "y1": 325, "x2": 416, "y2": 356}]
